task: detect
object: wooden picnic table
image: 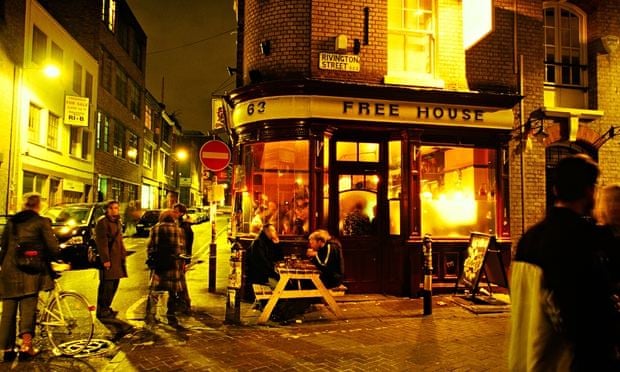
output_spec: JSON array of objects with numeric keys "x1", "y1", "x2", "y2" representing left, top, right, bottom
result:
[{"x1": 256, "y1": 264, "x2": 345, "y2": 324}]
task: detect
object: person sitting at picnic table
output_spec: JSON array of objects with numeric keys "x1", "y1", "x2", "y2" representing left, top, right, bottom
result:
[
  {"x1": 246, "y1": 223, "x2": 282, "y2": 289},
  {"x1": 307, "y1": 229, "x2": 345, "y2": 289}
]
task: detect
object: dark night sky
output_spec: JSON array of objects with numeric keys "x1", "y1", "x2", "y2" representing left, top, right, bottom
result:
[{"x1": 125, "y1": 0, "x2": 237, "y2": 132}]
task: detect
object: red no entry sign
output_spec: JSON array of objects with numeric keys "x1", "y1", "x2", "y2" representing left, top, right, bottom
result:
[{"x1": 200, "y1": 140, "x2": 231, "y2": 171}]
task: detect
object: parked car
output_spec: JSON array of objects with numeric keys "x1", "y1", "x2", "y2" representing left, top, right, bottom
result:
[
  {"x1": 135, "y1": 209, "x2": 162, "y2": 236},
  {"x1": 185, "y1": 208, "x2": 201, "y2": 224},
  {"x1": 197, "y1": 206, "x2": 210, "y2": 222},
  {"x1": 41, "y1": 202, "x2": 108, "y2": 269}
]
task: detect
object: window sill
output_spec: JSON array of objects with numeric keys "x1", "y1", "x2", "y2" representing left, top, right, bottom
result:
[{"x1": 384, "y1": 74, "x2": 445, "y2": 89}]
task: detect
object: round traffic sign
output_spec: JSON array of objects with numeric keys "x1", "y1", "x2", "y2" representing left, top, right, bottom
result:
[{"x1": 200, "y1": 140, "x2": 231, "y2": 171}]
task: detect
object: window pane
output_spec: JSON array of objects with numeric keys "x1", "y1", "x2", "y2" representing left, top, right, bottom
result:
[
  {"x1": 388, "y1": 141, "x2": 401, "y2": 199},
  {"x1": 69, "y1": 127, "x2": 80, "y2": 155},
  {"x1": 420, "y1": 147, "x2": 497, "y2": 238},
  {"x1": 237, "y1": 140, "x2": 309, "y2": 236},
  {"x1": 389, "y1": 200, "x2": 401, "y2": 235},
  {"x1": 359, "y1": 142, "x2": 379, "y2": 162},
  {"x1": 339, "y1": 177, "x2": 375, "y2": 236},
  {"x1": 51, "y1": 42, "x2": 63, "y2": 66},
  {"x1": 336, "y1": 141, "x2": 357, "y2": 161},
  {"x1": 73, "y1": 62, "x2": 82, "y2": 94},
  {"x1": 32, "y1": 26, "x2": 47, "y2": 64},
  {"x1": 28, "y1": 104, "x2": 41, "y2": 143},
  {"x1": 47, "y1": 113, "x2": 59, "y2": 149}
]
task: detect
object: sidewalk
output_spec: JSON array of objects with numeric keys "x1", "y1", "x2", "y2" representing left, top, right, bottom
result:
[{"x1": 106, "y1": 291, "x2": 512, "y2": 371}]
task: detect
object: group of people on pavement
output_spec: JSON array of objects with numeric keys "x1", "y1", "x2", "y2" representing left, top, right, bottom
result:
[
  {"x1": 245, "y1": 223, "x2": 345, "y2": 322},
  {"x1": 510, "y1": 154, "x2": 620, "y2": 371}
]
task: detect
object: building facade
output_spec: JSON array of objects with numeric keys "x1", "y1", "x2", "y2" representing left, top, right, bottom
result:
[
  {"x1": 228, "y1": 0, "x2": 620, "y2": 295},
  {"x1": 1, "y1": 0, "x2": 98, "y2": 214},
  {"x1": 40, "y1": 0, "x2": 148, "y2": 212}
]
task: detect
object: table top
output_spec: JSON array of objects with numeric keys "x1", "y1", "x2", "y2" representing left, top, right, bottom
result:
[{"x1": 276, "y1": 260, "x2": 318, "y2": 274}]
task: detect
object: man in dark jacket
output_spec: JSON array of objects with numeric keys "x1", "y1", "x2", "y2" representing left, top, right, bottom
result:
[
  {"x1": 307, "y1": 229, "x2": 345, "y2": 289},
  {"x1": 510, "y1": 155, "x2": 618, "y2": 370},
  {"x1": 95, "y1": 200, "x2": 127, "y2": 319},
  {"x1": 246, "y1": 224, "x2": 282, "y2": 288},
  {"x1": 0, "y1": 193, "x2": 59, "y2": 361}
]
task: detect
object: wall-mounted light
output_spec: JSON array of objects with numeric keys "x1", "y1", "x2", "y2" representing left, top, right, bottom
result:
[
  {"x1": 335, "y1": 34, "x2": 347, "y2": 52},
  {"x1": 260, "y1": 40, "x2": 271, "y2": 56},
  {"x1": 601, "y1": 35, "x2": 620, "y2": 54},
  {"x1": 593, "y1": 126, "x2": 617, "y2": 149},
  {"x1": 226, "y1": 66, "x2": 238, "y2": 76},
  {"x1": 353, "y1": 39, "x2": 361, "y2": 54}
]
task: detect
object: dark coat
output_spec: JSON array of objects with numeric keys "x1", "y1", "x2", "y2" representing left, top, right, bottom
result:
[
  {"x1": 515, "y1": 207, "x2": 617, "y2": 369},
  {"x1": 0, "y1": 210, "x2": 59, "y2": 299},
  {"x1": 246, "y1": 230, "x2": 283, "y2": 285},
  {"x1": 310, "y1": 239, "x2": 345, "y2": 288},
  {"x1": 178, "y1": 218, "x2": 194, "y2": 256},
  {"x1": 95, "y1": 215, "x2": 127, "y2": 280},
  {"x1": 147, "y1": 222, "x2": 186, "y2": 293}
]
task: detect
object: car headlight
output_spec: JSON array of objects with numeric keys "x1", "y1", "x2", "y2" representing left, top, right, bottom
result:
[{"x1": 61, "y1": 235, "x2": 84, "y2": 247}]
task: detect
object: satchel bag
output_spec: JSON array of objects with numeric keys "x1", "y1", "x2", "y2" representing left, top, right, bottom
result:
[
  {"x1": 87, "y1": 245, "x2": 101, "y2": 268},
  {"x1": 15, "y1": 241, "x2": 47, "y2": 274}
]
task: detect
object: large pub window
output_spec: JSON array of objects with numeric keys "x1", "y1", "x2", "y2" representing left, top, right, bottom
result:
[
  {"x1": 419, "y1": 146, "x2": 497, "y2": 238},
  {"x1": 234, "y1": 140, "x2": 309, "y2": 236}
]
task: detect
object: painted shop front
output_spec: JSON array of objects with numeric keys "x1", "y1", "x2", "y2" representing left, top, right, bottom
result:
[{"x1": 228, "y1": 80, "x2": 520, "y2": 296}]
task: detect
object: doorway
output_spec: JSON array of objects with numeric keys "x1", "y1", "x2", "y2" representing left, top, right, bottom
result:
[{"x1": 329, "y1": 140, "x2": 386, "y2": 293}]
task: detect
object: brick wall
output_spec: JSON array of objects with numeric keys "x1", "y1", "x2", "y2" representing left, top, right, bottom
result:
[{"x1": 243, "y1": 0, "x2": 311, "y2": 83}]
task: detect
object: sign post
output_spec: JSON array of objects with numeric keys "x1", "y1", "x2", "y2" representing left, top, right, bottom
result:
[{"x1": 200, "y1": 140, "x2": 231, "y2": 293}]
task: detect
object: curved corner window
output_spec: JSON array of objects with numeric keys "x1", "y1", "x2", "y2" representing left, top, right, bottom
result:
[
  {"x1": 233, "y1": 140, "x2": 309, "y2": 236},
  {"x1": 419, "y1": 146, "x2": 497, "y2": 238}
]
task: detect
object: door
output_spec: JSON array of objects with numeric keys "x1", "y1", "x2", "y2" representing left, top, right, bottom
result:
[{"x1": 330, "y1": 140, "x2": 386, "y2": 293}]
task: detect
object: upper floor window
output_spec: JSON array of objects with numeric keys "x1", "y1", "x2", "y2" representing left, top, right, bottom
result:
[
  {"x1": 127, "y1": 132, "x2": 138, "y2": 164},
  {"x1": 144, "y1": 105, "x2": 152, "y2": 130},
  {"x1": 32, "y1": 25, "x2": 47, "y2": 64},
  {"x1": 73, "y1": 61, "x2": 83, "y2": 95},
  {"x1": 47, "y1": 112, "x2": 59, "y2": 149},
  {"x1": 129, "y1": 79, "x2": 141, "y2": 116},
  {"x1": 96, "y1": 111, "x2": 110, "y2": 152},
  {"x1": 102, "y1": 0, "x2": 116, "y2": 32},
  {"x1": 113, "y1": 120, "x2": 125, "y2": 158},
  {"x1": 143, "y1": 143, "x2": 153, "y2": 168},
  {"x1": 115, "y1": 68, "x2": 127, "y2": 105},
  {"x1": 544, "y1": 4, "x2": 586, "y2": 87},
  {"x1": 51, "y1": 42, "x2": 63, "y2": 67},
  {"x1": 28, "y1": 103, "x2": 41, "y2": 143},
  {"x1": 386, "y1": 0, "x2": 438, "y2": 86}
]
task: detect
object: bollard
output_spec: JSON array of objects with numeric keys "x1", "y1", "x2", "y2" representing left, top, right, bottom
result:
[
  {"x1": 422, "y1": 234, "x2": 433, "y2": 315},
  {"x1": 208, "y1": 208, "x2": 217, "y2": 293},
  {"x1": 225, "y1": 237, "x2": 243, "y2": 324}
]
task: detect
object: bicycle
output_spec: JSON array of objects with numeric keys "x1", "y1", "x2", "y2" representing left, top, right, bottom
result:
[{"x1": 36, "y1": 262, "x2": 95, "y2": 356}]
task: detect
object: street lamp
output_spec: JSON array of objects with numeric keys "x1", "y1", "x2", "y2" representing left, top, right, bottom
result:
[
  {"x1": 176, "y1": 148, "x2": 188, "y2": 161},
  {"x1": 42, "y1": 63, "x2": 61, "y2": 78}
]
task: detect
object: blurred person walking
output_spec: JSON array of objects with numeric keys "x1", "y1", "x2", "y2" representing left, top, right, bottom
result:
[
  {"x1": 173, "y1": 203, "x2": 193, "y2": 314},
  {"x1": 0, "y1": 193, "x2": 59, "y2": 361},
  {"x1": 509, "y1": 155, "x2": 618, "y2": 371},
  {"x1": 147, "y1": 210, "x2": 186, "y2": 327},
  {"x1": 95, "y1": 200, "x2": 128, "y2": 320}
]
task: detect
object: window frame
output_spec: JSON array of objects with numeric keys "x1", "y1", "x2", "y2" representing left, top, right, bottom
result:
[
  {"x1": 47, "y1": 112, "x2": 60, "y2": 150},
  {"x1": 31, "y1": 25, "x2": 47, "y2": 65},
  {"x1": 28, "y1": 103, "x2": 41, "y2": 144},
  {"x1": 543, "y1": 2, "x2": 588, "y2": 88},
  {"x1": 385, "y1": 0, "x2": 442, "y2": 87}
]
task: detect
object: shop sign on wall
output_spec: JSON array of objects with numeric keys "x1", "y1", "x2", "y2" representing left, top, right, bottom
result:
[
  {"x1": 319, "y1": 53, "x2": 360, "y2": 72},
  {"x1": 64, "y1": 96, "x2": 89, "y2": 126}
]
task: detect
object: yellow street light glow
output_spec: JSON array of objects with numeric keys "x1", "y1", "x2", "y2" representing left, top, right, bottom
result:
[
  {"x1": 43, "y1": 64, "x2": 60, "y2": 78},
  {"x1": 127, "y1": 148, "x2": 138, "y2": 159},
  {"x1": 176, "y1": 149, "x2": 188, "y2": 161}
]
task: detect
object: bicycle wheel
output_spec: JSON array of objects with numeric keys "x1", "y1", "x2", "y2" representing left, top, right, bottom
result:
[{"x1": 42, "y1": 292, "x2": 95, "y2": 356}]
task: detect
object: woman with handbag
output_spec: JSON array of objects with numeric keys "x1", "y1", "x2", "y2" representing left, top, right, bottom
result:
[{"x1": 0, "y1": 193, "x2": 59, "y2": 362}]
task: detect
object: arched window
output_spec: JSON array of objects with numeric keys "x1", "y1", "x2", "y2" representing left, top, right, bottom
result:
[{"x1": 543, "y1": 3, "x2": 588, "y2": 112}]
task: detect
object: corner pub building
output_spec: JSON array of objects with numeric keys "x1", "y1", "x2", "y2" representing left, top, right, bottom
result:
[{"x1": 226, "y1": 0, "x2": 620, "y2": 296}]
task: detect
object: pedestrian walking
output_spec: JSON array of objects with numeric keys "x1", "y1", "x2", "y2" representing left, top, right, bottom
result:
[
  {"x1": 147, "y1": 210, "x2": 186, "y2": 327},
  {"x1": 0, "y1": 193, "x2": 59, "y2": 361},
  {"x1": 94, "y1": 200, "x2": 128, "y2": 320},
  {"x1": 173, "y1": 203, "x2": 193, "y2": 313},
  {"x1": 509, "y1": 154, "x2": 618, "y2": 371}
]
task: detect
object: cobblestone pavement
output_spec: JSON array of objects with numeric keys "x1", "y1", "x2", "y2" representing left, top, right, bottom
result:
[{"x1": 103, "y1": 294, "x2": 511, "y2": 372}]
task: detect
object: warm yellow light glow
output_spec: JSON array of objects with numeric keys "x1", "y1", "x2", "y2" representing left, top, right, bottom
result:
[
  {"x1": 463, "y1": 0, "x2": 493, "y2": 49},
  {"x1": 222, "y1": 184, "x2": 228, "y2": 189},
  {"x1": 127, "y1": 148, "x2": 138, "y2": 159},
  {"x1": 43, "y1": 64, "x2": 60, "y2": 78},
  {"x1": 371, "y1": 175, "x2": 379, "y2": 184},
  {"x1": 295, "y1": 178, "x2": 303, "y2": 185},
  {"x1": 176, "y1": 149, "x2": 188, "y2": 161}
]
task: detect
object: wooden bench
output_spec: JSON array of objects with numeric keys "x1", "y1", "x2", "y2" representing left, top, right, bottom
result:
[{"x1": 252, "y1": 283, "x2": 347, "y2": 300}]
